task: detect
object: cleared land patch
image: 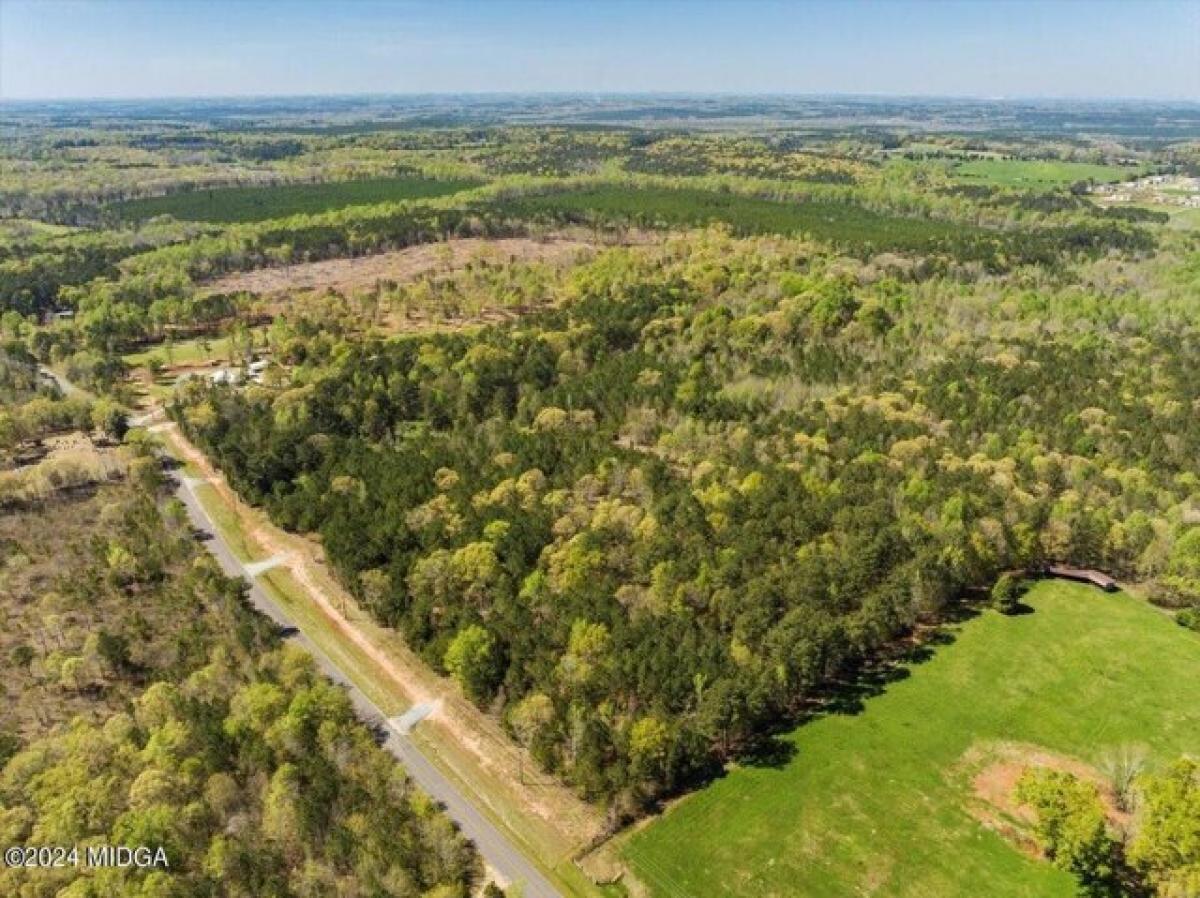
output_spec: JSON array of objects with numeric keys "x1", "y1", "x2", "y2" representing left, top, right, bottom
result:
[
  {"x1": 203, "y1": 235, "x2": 609, "y2": 295},
  {"x1": 122, "y1": 331, "x2": 271, "y2": 407},
  {"x1": 960, "y1": 740, "x2": 1133, "y2": 860},
  {"x1": 123, "y1": 334, "x2": 240, "y2": 368},
  {"x1": 618, "y1": 581, "x2": 1200, "y2": 898},
  {"x1": 952, "y1": 159, "x2": 1140, "y2": 188},
  {"x1": 114, "y1": 175, "x2": 477, "y2": 223}
]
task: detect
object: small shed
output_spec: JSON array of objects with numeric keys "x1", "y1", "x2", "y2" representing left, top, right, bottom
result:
[{"x1": 1044, "y1": 564, "x2": 1118, "y2": 592}]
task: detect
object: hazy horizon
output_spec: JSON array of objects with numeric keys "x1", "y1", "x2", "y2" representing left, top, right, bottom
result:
[
  {"x1": 2, "y1": 0, "x2": 1197, "y2": 102},
  {"x1": 4, "y1": 91, "x2": 1199, "y2": 105}
]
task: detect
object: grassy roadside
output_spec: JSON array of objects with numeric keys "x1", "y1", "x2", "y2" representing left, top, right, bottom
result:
[
  {"x1": 174, "y1": 437, "x2": 615, "y2": 898},
  {"x1": 260, "y1": 570, "x2": 609, "y2": 897},
  {"x1": 192, "y1": 482, "x2": 256, "y2": 562}
]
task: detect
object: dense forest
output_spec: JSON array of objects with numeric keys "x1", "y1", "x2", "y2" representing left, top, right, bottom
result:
[
  {"x1": 172, "y1": 228, "x2": 1200, "y2": 814},
  {"x1": 0, "y1": 450, "x2": 481, "y2": 896}
]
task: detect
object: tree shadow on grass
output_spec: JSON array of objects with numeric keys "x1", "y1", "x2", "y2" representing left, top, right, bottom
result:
[
  {"x1": 647, "y1": 605, "x2": 988, "y2": 811},
  {"x1": 815, "y1": 620, "x2": 969, "y2": 718},
  {"x1": 821, "y1": 664, "x2": 913, "y2": 717},
  {"x1": 739, "y1": 736, "x2": 798, "y2": 769},
  {"x1": 1003, "y1": 601, "x2": 1036, "y2": 616},
  {"x1": 717, "y1": 605, "x2": 986, "y2": 783},
  {"x1": 766, "y1": 603, "x2": 984, "y2": 742}
]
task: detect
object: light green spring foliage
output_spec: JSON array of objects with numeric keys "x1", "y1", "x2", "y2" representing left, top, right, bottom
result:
[
  {"x1": 178, "y1": 228, "x2": 1200, "y2": 815},
  {"x1": 1128, "y1": 759, "x2": 1200, "y2": 898},
  {"x1": 2, "y1": 647, "x2": 477, "y2": 898},
  {"x1": 3, "y1": 119, "x2": 1194, "y2": 897},
  {"x1": 443, "y1": 623, "x2": 500, "y2": 704},
  {"x1": 1015, "y1": 769, "x2": 1117, "y2": 888},
  {"x1": 0, "y1": 476, "x2": 479, "y2": 898}
]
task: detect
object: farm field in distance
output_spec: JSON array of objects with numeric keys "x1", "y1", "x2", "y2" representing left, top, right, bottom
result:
[
  {"x1": 951, "y1": 158, "x2": 1141, "y2": 187},
  {"x1": 114, "y1": 174, "x2": 478, "y2": 222},
  {"x1": 621, "y1": 581, "x2": 1200, "y2": 898}
]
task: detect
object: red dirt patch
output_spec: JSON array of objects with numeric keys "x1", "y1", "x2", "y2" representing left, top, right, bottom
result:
[{"x1": 956, "y1": 741, "x2": 1132, "y2": 858}]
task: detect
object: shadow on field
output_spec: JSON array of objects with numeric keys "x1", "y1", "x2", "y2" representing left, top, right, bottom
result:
[
  {"x1": 740, "y1": 737, "x2": 798, "y2": 769},
  {"x1": 650, "y1": 605, "x2": 990, "y2": 814},
  {"x1": 763, "y1": 605, "x2": 982, "y2": 758},
  {"x1": 817, "y1": 619, "x2": 969, "y2": 718},
  {"x1": 654, "y1": 609, "x2": 985, "y2": 805}
]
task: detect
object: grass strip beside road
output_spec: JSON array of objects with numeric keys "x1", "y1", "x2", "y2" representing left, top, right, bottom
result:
[
  {"x1": 260, "y1": 568, "x2": 405, "y2": 717},
  {"x1": 172, "y1": 432, "x2": 612, "y2": 898},
  {"x1": 192, "y1": 482, "x2": 257, "y2": 563},
  {"x1": 256, "y1": 565, "x2": 603, "y2": 897}
]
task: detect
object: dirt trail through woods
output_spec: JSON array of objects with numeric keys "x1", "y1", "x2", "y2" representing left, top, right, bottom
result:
[{"x1": 160, "y1": 423, "x2": 604, "y2": 848}]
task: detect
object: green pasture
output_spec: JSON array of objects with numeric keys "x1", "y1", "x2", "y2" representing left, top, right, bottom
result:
[
  {"x1": 621, "y1": 581, "x2": 1200, "y2": 898},
  {"x1": 0, "y1": 218, "x2": 79, "y2": 243},
  {"x1": 952, "y1": 159, "x2": 1139, "y2": 188},
  {"x1": 122, "y1": 334, "x2": 239, "y2": 368}
]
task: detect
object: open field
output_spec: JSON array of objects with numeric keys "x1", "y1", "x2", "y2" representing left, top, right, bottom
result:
[
  {"x1": 122, "y1": 333, "x2": 248, "y2": 367},
  {"x1": 503, "y1": 186, "x2": 973, "y2": 252},
  {"x1": 620, "y1": 582, "x2": 1200, "y2": 898},
  {"x1": 203, "y1": 234, "x2": 607, "y2": 295},
  {"x1": 123, "y1": 333, "x2": 269, "y2": 407},
  {"x1": 113, "y1": 175, "x2": 478, "y2": 222},
  {"x1": 1165, "y1": 205, "x2": 1200, "y2": 231},
  {"x1": 0, "y1": 218, "x2": 80, "y2": 243},
  {"x1": 951, "y1": 159, "x2": 1140, "y2": 187}
]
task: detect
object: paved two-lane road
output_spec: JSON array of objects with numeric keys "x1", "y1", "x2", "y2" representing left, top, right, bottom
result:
[{"x1": 172, "y1": 472, "x2": 563, "y2": 898}]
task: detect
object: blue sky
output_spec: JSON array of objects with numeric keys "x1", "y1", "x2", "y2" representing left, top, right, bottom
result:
[{"x1": 2, "y1": 0, "x2": 1197, "y2": 101}]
